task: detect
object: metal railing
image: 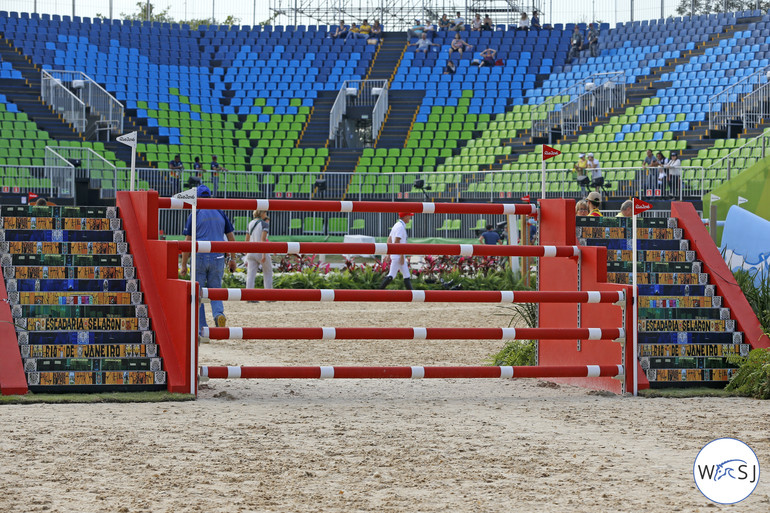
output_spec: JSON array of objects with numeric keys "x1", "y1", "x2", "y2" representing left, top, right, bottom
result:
[
  {"x1": 742, "y1": 70, "x2": 770, "y2": 130},
  {"x1": 709, "y1": 65, "x2": 770, "y2": 134},
  {"x1": 329, "y1": 86, "x2": 347, "y2": 142},
  {"x1": 42, "y1": 70, "x2": 124, "y2": 139},
  {"x1": 45, "y1": 145, "x2": 118, "y2": 197},
  {"x1": 707, "y1": 128, "x2": 770, "y2": 181},
  {"x1": 531, "y1": 73, "x2": 623, "y2": 144},
  {"x1": 329, "y1": 79, "x2": 389, "y2": 147},
  {"x1": 0, "y1": 164, "x2": 75, "y2": 200},
  {"x1": 560, "y1": 72, "x2": 626, "y2": 137},
  {"x1": 372, "y1": 85, "x2": 389, "y2": 143},
  {"x1": 41, "y1": 69, "x2": 86, "y2": 134},
  {"x1": 2, "y1": 164, "x2": 709, "y2": 203}
]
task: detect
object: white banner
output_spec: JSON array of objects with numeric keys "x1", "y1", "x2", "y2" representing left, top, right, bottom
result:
[
  {"x1": 738, "y1": 196, "x2": 748, "y2": 205},
  {"x1": 710, "y1": 193, "x2": 720, "y2": 202},
  {"x1": 116, "y1": 131, "x2": 137, "y2": 148},
  {"x1": 174, "y1": 187, "x2": 198, "y2": 206}
]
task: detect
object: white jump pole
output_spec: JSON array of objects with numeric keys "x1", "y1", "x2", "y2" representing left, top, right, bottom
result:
[{"x1": 190, "y1": 202, "x2": 197, "y2": 395}]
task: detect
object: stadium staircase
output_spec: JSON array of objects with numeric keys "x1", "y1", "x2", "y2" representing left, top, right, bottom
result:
[
  {"x1": 0, "y1": 34, "x2": 151, "y2": 168},
  {"x1": 577, "y1": 213, "x2": 746, "y2": 387},
  {"x1": 375, "y1": 90, "x2": 425, "y2": 148},
  {"x1": 0, "y1": 204, "x2": 164, "y2": 392},
  {"x1": 297, "y1": 91, "x2": 337, "y2": 148}
]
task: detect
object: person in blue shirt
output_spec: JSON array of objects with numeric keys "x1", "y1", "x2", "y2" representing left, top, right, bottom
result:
[
  {"x1": 210, "y1": 155, "x2": 225, "y2": 196},
  {"x1": 479, "y1": 224, "x2": 502, "y2": 245},
  {"x1": 531, "y1": 11, "x2": 541, "y2": 29},
  {"x1": 180, "y1": 184, "x2": 237, "y2": 333},
  {"x1": 168, "y1": 155, "x2": 183, "y2": 195}
]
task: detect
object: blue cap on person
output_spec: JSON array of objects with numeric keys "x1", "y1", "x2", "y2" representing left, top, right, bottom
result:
[{"x1": 197, "y1": 184, "x2": 212, "y2": 197}]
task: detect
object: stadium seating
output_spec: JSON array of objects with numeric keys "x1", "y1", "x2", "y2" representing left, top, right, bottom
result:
[{"x1": 1, "y1": 10, "x2": 770, "y2": 202}]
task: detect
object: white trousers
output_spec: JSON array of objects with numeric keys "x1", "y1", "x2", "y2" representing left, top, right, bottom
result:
[
  {"x1": 246, "y1": 253, "x2": 273, "y2": 289},
  {"x1": 387, "y1": 255, "x2": 411, "y2": 279}
]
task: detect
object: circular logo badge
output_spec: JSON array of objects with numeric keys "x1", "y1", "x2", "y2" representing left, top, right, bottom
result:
[{"x1": 693, "y1": 438, "x2": 760, "y2": 504}]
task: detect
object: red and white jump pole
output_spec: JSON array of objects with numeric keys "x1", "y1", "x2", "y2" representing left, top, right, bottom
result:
[
  {"x1": 201, "y1": 326, "x2": 625, "y2": 341},
  {"x1": 160, "y1": 197, "x2": 538, "y2": 216},
  {"x1": 177, "y1": 241, "x2": 580, "y2": 257},
  {"x1": 200, "y1": 365, "x2": 625, "y2": 379},
  {"x1": 201, "y1": 288, "x2": 626, "y2": 304}
]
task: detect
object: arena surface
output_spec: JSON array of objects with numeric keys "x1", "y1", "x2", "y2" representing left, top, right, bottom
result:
[{"x1": 1, "y1": 301, "x2": 768, "y2": 512}]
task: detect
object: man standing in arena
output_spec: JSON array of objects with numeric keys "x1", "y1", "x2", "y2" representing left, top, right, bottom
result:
[
  {"x1": 180, "y1": 184, "x2": 237, "y2": 333},
  {"x1": 380, "y1": 212, "x2": 414, "y2": 290}
]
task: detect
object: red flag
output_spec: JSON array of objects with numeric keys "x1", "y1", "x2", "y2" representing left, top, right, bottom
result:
[
  {"x1": 542, "y1": 145, "x2": 561, "y2": 161},
  {"x1": 633, "y1": 197, "x2": 652, "y2": 215},
  {"x1": 522, "y1": 194, "x2": 530, "y2": 202}
]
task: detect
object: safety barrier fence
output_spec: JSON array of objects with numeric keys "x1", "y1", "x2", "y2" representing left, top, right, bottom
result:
[{"x1": 0, "y1": 164, "x2": 715, "y2": 203}]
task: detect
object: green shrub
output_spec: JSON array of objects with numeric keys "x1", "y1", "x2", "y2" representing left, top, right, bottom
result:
[
  {"x1": 487, "y1": 340, "x2": 537, "y2": 366},
  {"x1": 733, "y1": 268, "x2": 770, "y2": 335},
  {"x1": 726, "y1": 348, "x2": 770, "y2": 399}
]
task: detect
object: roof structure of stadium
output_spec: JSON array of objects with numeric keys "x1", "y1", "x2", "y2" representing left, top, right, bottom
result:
[{"x1": 267, "y1": 0, "x2": 542, "y2": 30}]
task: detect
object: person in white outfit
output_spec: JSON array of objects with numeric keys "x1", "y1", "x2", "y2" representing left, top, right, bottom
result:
[
  {"x1": 245, "y1": 210, "x2": 272, "y2": 295},
  {"x1": 380, "y1": 212, "x2": 413, "y2": 290}
]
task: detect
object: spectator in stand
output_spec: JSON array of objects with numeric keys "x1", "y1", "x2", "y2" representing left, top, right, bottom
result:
[
  {"x1": 575, "y1": 200, "x2": 591, "y2": 216},
  {"x1": 482, "y1": 14, "x2": 494, "y2": 30},
  {"x1": 331, "y1": 20, "x2": 348, "y2": 39},
  {"x1": 423, "y1": 19, "x2": 437, "y2": 38},
  {"x1": 348, "y1": 22, "x2": 365, "y2": 39},
  {"x1": 449, "y1": 32, "x2": 473, "y2": 56},
  {"x1": 210, "y1": 155, "x2": 225, "y2": 196},
  {"x1": 443, "y1": 59, "x2": 457, "y2": 74},
  {"x1": 655, "y1": 151, "x2": 668, "y2": 194},
  {"x1": 566, "y1": 25, "x2": 583, "y2": 64},
  {"x1": 408, "y1": 19, "x2": 425, "y2": 39},
  {"x1": 573, "y1": 152, "x2": 589, "y2": 194},
  {"x1": 585, "y1": 191, "x2": 603, "y2": 216},
  {"x1": 664, "y1": 151, "x2": 682, "y2": 198},
  {"x1": 587, "y1": 23, "x2": 599, "y2": 57},
  {"x1": 616, "y1": 200, "x2": 633, "y2": 218},
  {"x1": 439, "y1": 14, "x2": 451, "y2": 30},
  {"x1": 642, "y1": 149, "x2": 659, "y2": 194},
  {"x1": 451, "y1": 12, "x2": 465, "y2": 31},
  {"x1": 531, "y1": 11, "x2": 541, "y2": 29},
  {"x1": 410, "y1": 33, "x2": 439, "y2": 53},
  {"x1": 168, "y1": 154, "x2": 184, "y2": 194},
  {"x1": 359, "y1": 19, "x2": 372, "y2": 39},
  {"x1": 518, "y1": 12, "x2": 530, "y2": 30},
  {"x1": 471, "y1": 14, "x2": 483, "y2": 31},
  {"x1": 371, "y1": 19, "x2": 383, "y2": 38},
  {"x1": 479, "y1": 224, "x2": 502, "y2": 244},
  {"x1": 586, "y1": 152, "x2": 602, "y2": 191},
  {"x1": 169, "y1": 154, "x2": 184, "y2": 172},
  {"x1": 479, "y1": 48, "x2": 497, "y2": 67}
]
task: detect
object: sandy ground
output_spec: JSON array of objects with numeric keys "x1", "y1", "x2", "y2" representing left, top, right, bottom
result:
[{"x1": 1, "y1": 301, "x2": 769, "y2": 512}]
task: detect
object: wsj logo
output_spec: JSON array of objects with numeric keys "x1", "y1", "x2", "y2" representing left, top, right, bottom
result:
[
  {"x1": 697, "y1": 459, "x2": 757, "y2": 482},
  {"x1": 694, "y1": 438, "x2": 760, "y2": 504}
]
